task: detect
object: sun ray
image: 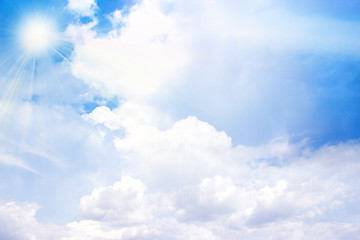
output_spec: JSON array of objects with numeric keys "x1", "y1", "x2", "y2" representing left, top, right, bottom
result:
[
  {"x1": 0, "y1": 52, "x2": 31, "y2": 121},
  {"x1": 0, "y1": 48, "x2": 24, "y2": 68},
  {"x1": 27, "y1": 53, "x2": 36, "y2": 100},
  {"x1": 3, "y1": 50, "x2": 28, "y2": 76},
  {"x1": 0, "y1": 12, "x2": 78, "y2": 128},
  {"x1": 50, "y1": 46, "x2": 107, "y2": 92},
  {"x1": 50, "y1": 46, "x2": 72, "y2": 64}
]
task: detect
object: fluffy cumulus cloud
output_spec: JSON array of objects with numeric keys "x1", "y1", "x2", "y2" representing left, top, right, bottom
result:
[
  {"x1": 61, "y1": 106, "x2": 360, "y2": 239},
  {"x1": 1, "y1": 109, "x2": 360, "y2": 238},
  {"x1": 79, "y1": 176, "x2": 172, "y2": 225}
]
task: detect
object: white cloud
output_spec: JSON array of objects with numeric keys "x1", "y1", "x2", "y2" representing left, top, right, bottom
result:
[
  {"x1": 65, "y1": 20, "x2": 97, "y2": 44},
  {"x1": 2, "y1": 99, "x2": 356, "y2": 239},
  {"x1": 71, "y1": 102, "x2": 360, "y2": 238},
  {"x1": 111, "y1": 115, "x2": 234, "y2": 188},
  {"x1": 107, "y1": 9, "x2": 126, "y2": 27},
  {"x1": 68, "y1": 0, "x2": 360, "y2": 147},
  {"x1": 1, "y1": 119, "x2": 360, "y2": 239},
  {"x1": 67, "y1": 0, "x2": 97, "y2": 17},
  {"x1": 66, "y1": 173, "x2": 357, "y2": 239},
  {"x1": 0, "y1": 201, "x2": 65, "y2": 240},
  {"x1": 69, "y1": 0, "x2": 360, "y2": 101},
  {"x1": 79, "y1": 176, "x2": 173, "y2": 226},
  {"x1": 79, "y1": 104, "x2": 355, "y2": 225},
  {"x1": 70, "y1": 0, "x2": 190, "y2": 100},
  {"x1": 82, "y1": 106, "x2": 122, "y2": 131}
]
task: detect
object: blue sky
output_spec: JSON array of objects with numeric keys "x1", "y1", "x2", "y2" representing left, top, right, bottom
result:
[{"x1": 0, "y1": 0, "x2": 360, "y2": 239}]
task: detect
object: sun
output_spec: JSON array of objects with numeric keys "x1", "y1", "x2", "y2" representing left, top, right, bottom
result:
[{"x1": 19, "y1": 17, "x2": 56, "y2": 54}]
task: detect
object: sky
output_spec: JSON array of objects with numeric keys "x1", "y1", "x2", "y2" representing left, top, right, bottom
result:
[{"x1": 0, "y1": 0, "x2": 360, "y2": 239}]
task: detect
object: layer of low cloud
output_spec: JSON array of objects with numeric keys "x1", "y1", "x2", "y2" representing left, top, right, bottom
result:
[
  {"x1": 0, "y1": 101, "x2": 359, "y2": 238},
  {"x1": 43, "y1": 106, "x2": 360, "y2": 238},
  {"x1": 1, "y1": 113, "x2": 360, "y2": 238}
]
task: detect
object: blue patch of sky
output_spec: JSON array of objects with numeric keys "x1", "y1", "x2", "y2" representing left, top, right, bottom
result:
[
  {"x1": 282, "y1": 0, "x2": 360, "y2": 21},
  {"x1": 82, "y1": 95, "x2": 119, "y2": 113},
  {"x1": 97, "y1": 0, "x2": 136, "y2": 15},
  {"x1": 92, "y1": 0, "x2": 136, "y2": 35},
  {"x1": 287, "y1": 55, "x2": 360, "y2": 146}
]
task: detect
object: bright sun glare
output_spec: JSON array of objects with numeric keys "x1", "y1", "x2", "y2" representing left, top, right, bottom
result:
[{"x1": 20, "y1": 17, "x2": 55, "y2": 54}]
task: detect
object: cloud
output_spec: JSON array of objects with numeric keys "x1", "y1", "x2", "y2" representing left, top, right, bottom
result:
[
  {"x1": 75, "y1": 104, "x2": 360, "y2": 238},
  {"x1": 79, "y1": 176, "x2": 172, "y2": 226},
  {"x1": 67, "y1": 0, "x2": 360, "y2": 146},
  {"x1": 70, "y1": 0, "x2": 190, "y2": 100},
  {"x1": 65, "y1": 218, "x2": 221, "y2": 240},
  {"x1": 67, "y1": 0, "x2": 97, "y2": 17},
  {"x1": 65, "y1": 20, "x2": 97, "y2": 44},
  {"x1": 107, "y1": 9, "x2": 125, "y2": 27},
  {"x1": 69, "y1": 0, "x2": 360, "y2": 98},
  {"x1": 0, "y1": 201, "x2": 65, "y2": 240},
  {"x1": 1, "y1": 78, "x2": 354, "y2": 239},
  {"x1": 0, "y1": 97, "x2": 124, "y2": 224},
  {"x1": 65, "y1": 173, "x2": 357, "y2": 239},
  {"x1": 0, "y1": 112, "x2": 360, "y2": 239},
  {"x1": 110, "y1": 114, "x2": 234, "y2": 188}
]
